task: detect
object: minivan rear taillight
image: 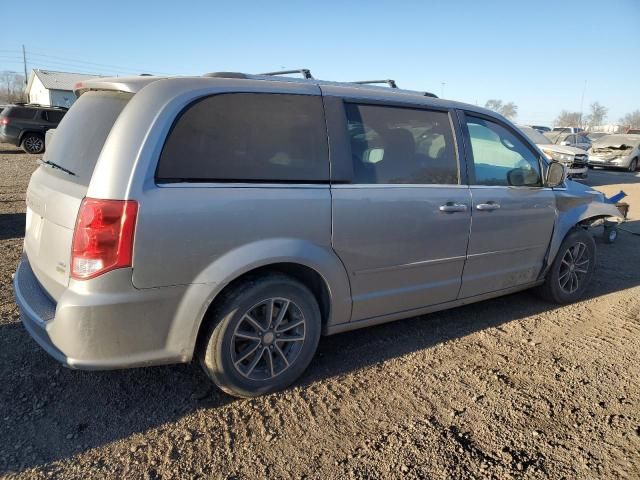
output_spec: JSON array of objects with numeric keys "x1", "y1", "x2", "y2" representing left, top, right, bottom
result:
[
  {"x1": 0, "y1": 117, "x2": 9, "y2": 125},
  {"x1": 71, "y1": 198, "x2": 138, "y2": 280}
]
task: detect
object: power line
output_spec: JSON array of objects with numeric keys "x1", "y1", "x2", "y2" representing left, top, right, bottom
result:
[
  {"x1": 0, "y1": 56, "x2": 142, "y2": 76},
  {"x1": 0, "y1": 58, "x2": 118, "y2": 76},
  {"x1": 0, "y1": 48, "x2": 176, "y2": 76},
  {"x1": 25, "y1": 48, "x2": 176, "y2": 75}
]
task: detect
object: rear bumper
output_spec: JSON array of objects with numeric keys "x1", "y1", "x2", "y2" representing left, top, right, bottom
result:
[
  {"x1": 13, "y1": 255, "x2": 190, "y2": 370},
  {"x1": 13, "y1": 254, "x2": 67, "y2": 363},
  {"x1": 0, "y1": 132, "x2": 19, "y2": 146}
]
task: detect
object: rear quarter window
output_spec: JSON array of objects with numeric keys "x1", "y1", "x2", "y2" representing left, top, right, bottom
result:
[
  {"x1": 156, "y1": 93, "x2": 329, "y2": 182},
  {"x1": 6, "y1": 108, "x2": 36, "y2": 119}
]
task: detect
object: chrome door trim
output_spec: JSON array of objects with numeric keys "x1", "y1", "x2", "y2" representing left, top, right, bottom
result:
[
  {"x1": 354, "y1": 255, "x2": 467, "y2": 276},
  {"x1": 467, "y1": 244, "x2": 548, "y2": 258},
  {"x1": 331, "y1": 184, "x2": 470, "y2": 190}
]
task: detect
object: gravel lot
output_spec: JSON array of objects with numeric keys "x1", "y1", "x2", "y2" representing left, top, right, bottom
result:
[{"x1": 1, "y1": 144, "x2": 639, "y2": 479}]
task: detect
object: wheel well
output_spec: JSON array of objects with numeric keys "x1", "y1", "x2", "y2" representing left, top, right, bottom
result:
[
  {"x1": 195, "y1": 263, "x2": 331, "y2": 352},
  {"x1": 576, "y1": 215, "x2": 609, "y2": 228},
  {"x1": 19, "y1": 130, "x2": 44, "y2": 143}
]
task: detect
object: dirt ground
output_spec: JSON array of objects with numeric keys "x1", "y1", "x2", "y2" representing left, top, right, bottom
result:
[{"x1": 1, "y1": 143, "x2": 639, "y2": 479}]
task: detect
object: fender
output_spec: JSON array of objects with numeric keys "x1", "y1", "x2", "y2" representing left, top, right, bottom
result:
[
  {"x1": 166, "y1": 238, "x2": 352, "y2": 360},
  {"x1": 546, "y1": 182, "x2": 624, "y2": 267}
]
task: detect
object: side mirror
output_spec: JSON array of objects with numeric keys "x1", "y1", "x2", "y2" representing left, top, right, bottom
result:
[
  {"x1": 545, "y1": 161, "x2": 566, "y2": 187},
  {"x1": 506, "y1": 168, "x2": 530, "y2": 186}
]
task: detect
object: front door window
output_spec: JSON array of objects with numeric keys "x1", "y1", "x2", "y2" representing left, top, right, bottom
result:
[{"x1": 465, "y1": 116, "x2": 542, "y2": 187}]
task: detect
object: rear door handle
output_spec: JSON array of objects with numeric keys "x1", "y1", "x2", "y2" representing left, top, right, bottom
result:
[
  {"x1": 476, "y1": 202, "x2": 501, "y2": 211},
  {"x1": 439, "y1": 203, "x2": 468, "y2": 213}
]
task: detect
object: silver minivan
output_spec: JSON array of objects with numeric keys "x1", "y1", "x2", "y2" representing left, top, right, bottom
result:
[{"x1": 13, "y1": 72, "x2": 623, "y2": 397}]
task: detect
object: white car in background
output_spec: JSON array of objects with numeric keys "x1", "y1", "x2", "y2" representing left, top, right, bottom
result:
[{"x1": 518, "y1": 126, "x2": 589, "y2": 179}]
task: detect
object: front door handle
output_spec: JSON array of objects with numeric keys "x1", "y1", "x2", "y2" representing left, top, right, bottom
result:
[
  {"x1": 476, "y1": 202, "x2": 501, "y2": 211},
  {"x1": 439, "y1": 203, "x2": 468, "y2": 213}
]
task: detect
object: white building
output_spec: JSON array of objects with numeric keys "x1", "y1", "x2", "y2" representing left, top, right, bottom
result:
[
  {"x1": 25, "y1": 69, "x2": 106, "y2": 108},
  {"x1": 590, "y1": 124, "x2": 628, "y2": 134}
]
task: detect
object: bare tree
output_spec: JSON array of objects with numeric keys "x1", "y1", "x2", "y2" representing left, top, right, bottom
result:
[
  {"x1": 484, "y1": 99, "x2": 518, "y2": 120},
  {"x1": 620, "y1": 110, "x2": 640, "y2": 129},
  {"x1": 555, "y1": 110, "x2": 582, "y2": 128},
  {"x1": 585, "y1": 102, "x2": 608, "y2": 128},
  {"x1": 484, "y1": 99, "x2": 503, "y2": 112},
  {"x1": 0, "y1": 72, "x2": 26, "y2": 104}
]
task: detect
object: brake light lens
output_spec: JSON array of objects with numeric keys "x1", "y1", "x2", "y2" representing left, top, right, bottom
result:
[
  {"x1": 0, "y1": 117, "x2": 9, "y2": 125},
  {"x1": 71, "y1": 198, "x2": 138, "y2": 280}
]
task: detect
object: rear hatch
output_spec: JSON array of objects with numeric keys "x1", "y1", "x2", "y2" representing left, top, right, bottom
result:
[{"x1": 24, "y1": 91, "x2": 132, "y2": 300}]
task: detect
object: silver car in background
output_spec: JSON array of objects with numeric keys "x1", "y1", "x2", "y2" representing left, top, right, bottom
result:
[
  {"x1": 589, "y1": 134, "x2": 640, "y2": 172},
  {"x1": 546, "y1": 130, "x2": 592, "y2": 151},
  {"x1": 13, "y1": 72, "x2": 623, "y2": 397},
  {"x1": 519, "y1": 126, "x2": 589, "y2": 179}
]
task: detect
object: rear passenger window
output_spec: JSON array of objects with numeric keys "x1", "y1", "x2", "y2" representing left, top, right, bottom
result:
[
  {"x1": 45, "y1": 110, "x2": 65, "y2": 123},
  {"x1": 345, "y1": 104, "x2": 458, "y2": 184},
  {"x1": 157, "y1": 93, "x2": 328, "y2": 182}
]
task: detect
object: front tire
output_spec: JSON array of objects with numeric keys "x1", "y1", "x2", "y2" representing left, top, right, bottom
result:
[
  {"x1": 628, "y1": 158, "x2": 638, "y2": 172},
  {"x1": 538, "y1": 228, "x2": 596, "y2": 303},
  {"x1": 21, "y1": 133, "x2": 45, "y2": 154},
  {"x1": 199, "y1": 274, "x2": 321, "y2": 398}
]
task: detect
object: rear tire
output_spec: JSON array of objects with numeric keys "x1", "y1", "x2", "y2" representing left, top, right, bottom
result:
[
  {"x1": 21, "y1": 133, "x2": 45, "y2": 154},
  {"x1": 538, "y1": 228, "x2": 596, "y2": 304},
  {"x1": 199, "y1": 274, "x2": 321, "y2": 398}
]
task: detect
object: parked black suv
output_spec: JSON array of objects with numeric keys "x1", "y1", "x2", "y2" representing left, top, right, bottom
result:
[{"x1": 0, "y1": 104, "x2": 68, "y2": 154}]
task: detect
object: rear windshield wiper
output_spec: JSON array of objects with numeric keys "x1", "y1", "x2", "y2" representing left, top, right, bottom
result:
[{"x1": 38, "y1": 159, "x2": 76, "y2": 176}]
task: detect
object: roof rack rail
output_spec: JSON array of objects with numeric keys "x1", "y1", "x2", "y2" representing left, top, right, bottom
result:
[
  {"x1": 260, "y1": 69, "x2": 314, "y2": 79},
  {"x1": 352, "y1": 80, "x2": 438, "y2": 98},
  {"x1": 12, "y1": 102, "x2": 68, "y2": 109},
  {"x1": 352, "y1": 79, "x2": 398, "y2": 89}
]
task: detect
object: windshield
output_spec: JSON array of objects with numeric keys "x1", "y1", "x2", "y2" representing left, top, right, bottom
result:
[
  {"x1": 43, "y1": 91, "x2": 132, "y2": 183},
  {"x1": 545, "y1": 131, "x2": 565, "y2": 143},
  {"x1": 519, "y1": 126, "x2": 551, "y2": 145}
]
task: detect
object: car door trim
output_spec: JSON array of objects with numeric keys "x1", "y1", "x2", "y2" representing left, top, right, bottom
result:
[
  {"x1": 353, "y1": 254, "x2": 467, "y2": 276},
  {"x1": 467, "y1": 244, "x2": 548, "y2": 259},
  {"x1": 331, "y1": 184, "x2": 469, "y2": 190}
]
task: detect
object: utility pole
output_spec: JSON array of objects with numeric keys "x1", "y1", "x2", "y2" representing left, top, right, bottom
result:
[
  {"x1": 579, "y1": 80, "x2": 587, "y2": 128},
  {"x1": 441, "y1": 82, "x2": 446, "y2": 98},
  {"x1": 22, "y1": 45, "x2": 28, "y2": 84}
]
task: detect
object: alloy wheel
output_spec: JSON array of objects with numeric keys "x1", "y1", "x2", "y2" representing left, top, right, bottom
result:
[
  {"x1": 231, "y1": 297, "x2": 306, "y2": 381},
  {"x1": 24, "y1": 136, "x2": 43, "y2": 153},
  {"x1": 558, "y1": 241, "x2": 590, "y2": 294}
]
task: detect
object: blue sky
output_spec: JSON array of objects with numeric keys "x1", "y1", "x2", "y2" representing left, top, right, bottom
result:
[{"x1": 1, "y1": 0, "x2": 638, "y2": 126}]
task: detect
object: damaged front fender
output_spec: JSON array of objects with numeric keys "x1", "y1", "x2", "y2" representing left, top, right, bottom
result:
[{"x1": 544, "y1": 180, "x2": 624, "y2": 274}]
